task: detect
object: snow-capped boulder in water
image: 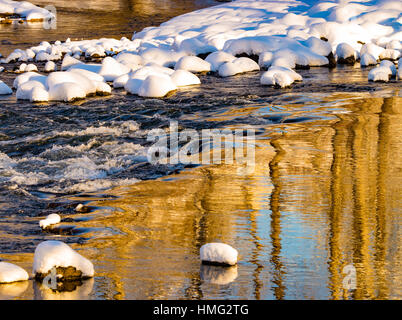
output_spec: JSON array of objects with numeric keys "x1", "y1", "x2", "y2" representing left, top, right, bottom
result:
[
  {"x1": 47, "y1": 71, "x2": 97, "y2": 96},
  {"x1": 360, "y1": 43, "x2": 384, "y2": 61},
  {"x1": 99, "y1": 57, "x2": 130, "y2": 82},
  {"x1": 33, "y1": 240, "x2": 94, "y2": 280},
  {"x1": 260, "y1": 66, "x2": 302, "y2": 88},
  {"x1": 140, "y1": 48, "x2": 185, "y2": 68},
  {"x1": 205, "y1": 51, "x2": 236, "y2": 72},
  {"x1": 360, "y1": 53, "x2": 377, "y2": 67},
  {"x1": 218, "y1": 57, "x2": 259, "y2": 77},
  {"x1": 175, "y1": 56, "x2": 211, "y2": 73},
  {"x1": 200, "y1": 243, "x2": 238, "y2": 266},
  {"x1": 368, "y1": 67, "x2": 392, "y2": 82},
  {"x1": 398, "y1": 58, "x2": 402, "y2": 80},
  {"x1": 336, "y1": 43, "x2": 356, "y2": 65},
  {"x1": 379, "y1": 60, "x2": 397, "y2": 77},
  {"x1": 113, "y1": 73, "x2": 131, "y2": 88},
  {"x1": 170, "y1": 70, "x2": 200, "y2": 87},
  {"x1": 61, "y1": 55, "x2": 82, "y2": 71},
  {"x1": 258, "y1": 52, "x2": 274, "y2": 69},
  {"x1": 39, "y1": 214, "x2": 61, "y2": 229},
  {"x1": 13, "y1": 72, "x2": 47, "y2": 89},
  {"x1": 138, "y1": 75, "x2": 177, "y2": 98},
  {"x1": 48, "y1": 82, "x2": 86, "y2": 102},
  {"x1": 0, "y1": 81, "x2": 12, "y2": 95},
  {"x1": 0, "y1": 262, "x2": 29, "y2": 284},
  {"x1": 16, "y1": 80, "x2": 47, "y2": 102},
  {"x1": 44, "y1": 61, "x2": 56, "y2": 72}
]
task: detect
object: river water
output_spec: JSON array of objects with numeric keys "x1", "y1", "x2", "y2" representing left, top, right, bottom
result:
[{"x1": 0, "y1": 1, "x2": 401, "y2": 300}]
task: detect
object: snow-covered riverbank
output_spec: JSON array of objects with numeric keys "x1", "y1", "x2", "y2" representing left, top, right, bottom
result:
[
  {"x1": 0, "y1": 0, "x2": 53, "y2": 22},
  {"x1": 0, "y1": 0, "x2": 401, "y2": 101}
]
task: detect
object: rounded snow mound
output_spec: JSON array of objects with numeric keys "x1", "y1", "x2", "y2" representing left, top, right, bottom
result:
[
  {"x1": 200, "y1": 243, "x2": 238, "y2": 266},
  {"x1": 0, "y1": 262, "x2": 29, "y2": 284},
  {"x1": 33, "y1": 240, "x2": 94, "y2": 280}
]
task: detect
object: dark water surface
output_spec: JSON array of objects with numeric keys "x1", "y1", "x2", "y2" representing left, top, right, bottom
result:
[{"x1": 0, "y1": 1, "x2": 401, "y2": 300}]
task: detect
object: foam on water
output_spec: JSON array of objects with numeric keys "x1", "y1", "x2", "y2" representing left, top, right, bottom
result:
[{"x1": 0, "y1": 120, "x2": 148, "y2": 194}]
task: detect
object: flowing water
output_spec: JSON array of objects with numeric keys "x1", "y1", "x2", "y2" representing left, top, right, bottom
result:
[{"x1": 0, "y1": 1, "x2": 401, "y2": 300}]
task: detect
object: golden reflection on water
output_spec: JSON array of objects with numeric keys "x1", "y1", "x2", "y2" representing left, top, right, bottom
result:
[
  {"x1": 67, "y1": 92, "x2": 399, "y2": 300},
  {"x1": 3, "y1": 93, "x2": 401, "y2": 300}
]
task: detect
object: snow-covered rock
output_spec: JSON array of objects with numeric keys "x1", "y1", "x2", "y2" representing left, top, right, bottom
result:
[
  {"x1": 368, "y1": 66, "x2": 392, "y2": 82},
  {"x1": 48, "y1": 82, "x2": 86, "y2": 102},
  {"x1": 360, "y1": 43, "x2": 384, "y2": 61},
  {"x1": 47, "y1": 71, "x2": 97, "y2": 96},
  {"x1": 33, "y1": 241, "x2": 94, "y2": 280},
  {"x1": 360, "y1": 53, "x2": 377, "y2": 67},
  {"x1": 200, "y1": 243, "x2": 238, "y2": 266},
  {"x1": 170, "y1": 70, "x2": 200, "y2": 87},
  {"x1": 13, "y1": 72, "x2": 47, "y2": 89},
  {"x1": 44, "y1": 61, "x2": 56, "y2": 72},
  {"x1": 217, "y1": 57, "x2": 259, "y2": 77},
  {"x1": 0, "y1": 262, "x2": 29, "y2": 284},
  {"x1": 99, "y1": 57, "x2": 130, "y2": 82},
  {"x1": 140, "y1": 48, "x2": 185, "y2": 68},
  {"x1": 0, "y1": 0, "x2": 54, "y2": 21},
  {"x1": 113, "y1": 73, "x2": 131, "y2": 88},
  {"x1": 61, "y1": 55, "x2": 82, "y2": 71},
  {"x1": 205, "y1": 51, "x2": 236, "y2": 72},
  {"x1": 39, "y1": 213, "x2": 61, "y2": 229},
  {"x1": 175, "y1": 56, "x2": 211, "y2": 73},
  {"x1": 260, "y1": 66, "x2": 302, "y2": 88},
  {"x1": 137, "y1": 75, "x2": 177, "y2": 98},
  {"x1": 258, "y1": 52, "x2": 274, "y2": 69},
  {"x1": 336, "y1": 43, "x2": 356, "y2": 64},
  {"x1": 379, "y1": 60, "x2": 397, "y2": 77},
  {"x1": 0, "y1": 81, "x2": 12, "y2": 95}
]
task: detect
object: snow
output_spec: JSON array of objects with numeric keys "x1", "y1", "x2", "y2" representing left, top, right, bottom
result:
[
  {"x1": 44, "y1": 61, "x2": 56, "y2": 72},
  {"x1": 18, "y1": 63, "x2": 37, "y2": 72},
  {"x1": 200, "y1": 243, "x2": 238, "y2": 266},
  {"x1": 360, "y1": 43, "x2": 385, "y2": 61},
  {"x1": 2, "y1": 0, "x2": 402, "y2": 102},
  {"x1": 113, "y1": 73, "x2": 130, "y2": 88},
  {"x1": 33, "y1": 240, "x2": 94, "y2": 279},
  {"x1": 175, "y1": 56, "x2": 211, "y2": 73},
  {"x1": 261, "y1": 66, "x2": 302, "y2": 87},
  {"x1": 140, "y1": 48, "x2": 185, "y2": 68},
  {"x1": 205, "y1": 51, "x2": 236, "y2": 72},
  {"x1": 0, "y1": 0, "x2": 54, "y2": 21},
  {"x1": 368, "y1": 66, "x2": 392, "y2": 82},
  {"x1": 48, "y1": 82, "x2": 87, "y2": 102},
  {"x1": 39, "y1": 213, "x2": 61, "y2": 229},
  {"x1": 0, "y1": 81, "x2": 12, "y2": 95},
  {"x1": 379, "y1": 60, "x2": 397, "y2": 77},
  {"x1": 13, "y1": 72, "x2": 46, "y2": 89},
  {"x1": 61, "y1": 55, "x2": 82, "y2": 71},
  {"x1": 170, "y1": 70, "x2": 200, "y2": 87},
  {"x1": 137, "y1": 75, "x2": 177, "y2": 98},
  {"x1": 99, "y1": 57, "x2": 131, "y2": 82},
  {"x1": 360, "y1": 53, "x2": 377, "y2": 67},
  {"x1": 0, "y1": 262, "x2": 29, "y2": 284},
  {"x1": 16, "y1": 80, "x2": 46, "y2": 100},
  {"x1": 336, "y1": 42, "x2": 356, "y2": 61}
]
